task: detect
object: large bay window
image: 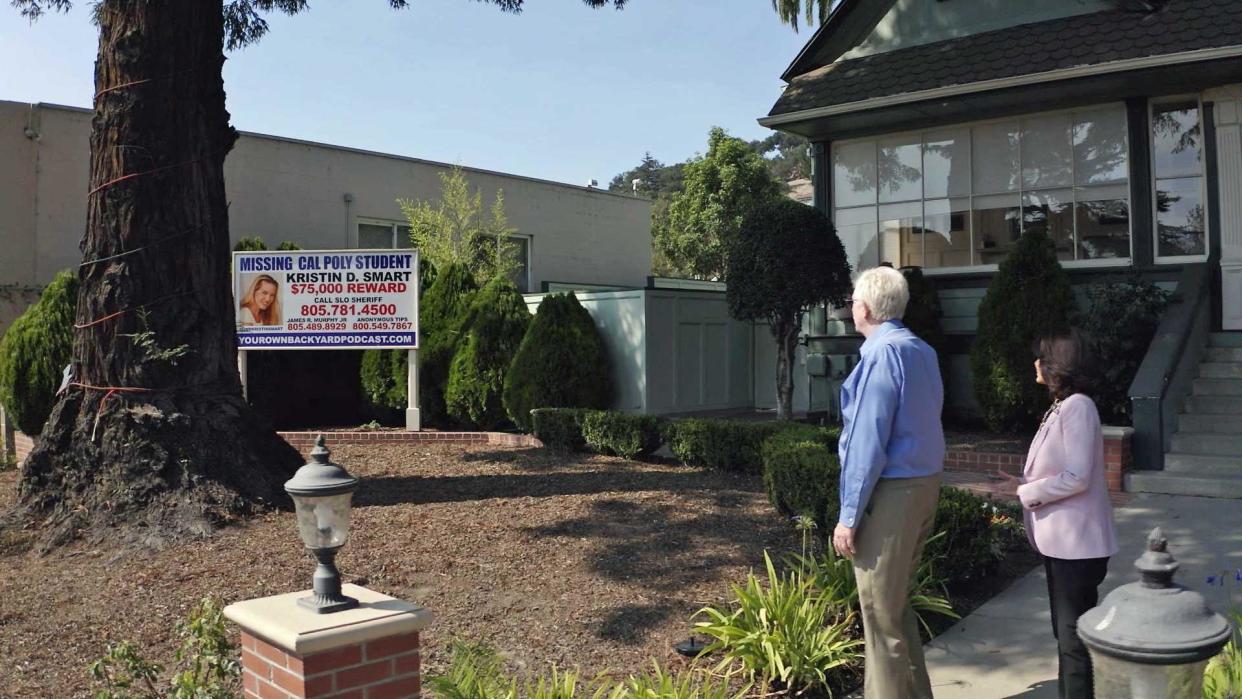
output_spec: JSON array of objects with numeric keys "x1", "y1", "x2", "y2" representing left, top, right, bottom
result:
[
  {"x1": 833, "y1": 104, "x2": 1131, "y2": 271},
  {"x1": 1151, "y1": 99, "x2": 1206, "y2": 260}
]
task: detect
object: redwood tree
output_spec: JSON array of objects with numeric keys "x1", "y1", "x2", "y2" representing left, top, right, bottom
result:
[{"x1": 10, "y1": 0, "x2": 626, "y2": 546}]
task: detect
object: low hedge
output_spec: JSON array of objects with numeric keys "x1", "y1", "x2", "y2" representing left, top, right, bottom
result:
[
  {"x1": 530, "y1": 408, "x2": 584, "y2": 453},
  {"x1": 580, "y1": 411, "x2": 664, "y2": 459},
  {"x1": 762, "y1": 430, "x2": 841, "y2": 527},
  {"x1": 663, "y1": 419, "x2": 838, "y2": 474},
  {"x1": 761, "y1": 432, "x2": 1022, "y2": 590}
]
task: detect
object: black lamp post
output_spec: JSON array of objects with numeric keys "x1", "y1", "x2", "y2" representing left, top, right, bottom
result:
[
  {"x1": 1078, "y1": 527, "x2": 1234, "y2": 698},
  {"x1": 285, "y1": 436, "x2": 360, "y2": 614}
]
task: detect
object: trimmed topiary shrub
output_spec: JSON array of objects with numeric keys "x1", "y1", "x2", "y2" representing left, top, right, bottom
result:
[
  {"x1": 970, "y1": 231, "x2": 1075, "y2": 431},
  {"x1": 580, "y1": 411, "x2": 664, "y2": 459},
  {"x1": 761, "y1": 430, "x2": 841, "y2": 528},
  {"x1": 530, "y1": 408, "x2": 584, "y2": 453},
  {"x1": 663, "y1": 419, "x2": 837, "y2": 474},
  {"x1": 360, "y1": 257, "x2": 438, "y2": 418},
  {"x1": 503, "y1": 293, "x2": 613, "y2": 432},
  {"x1": 0, "y1": 269, "x2": 79, "y2": 436},
  {"x1": 419, "y1": 263, "x2": 480, "y2": 424},
  {"x1": 445, "y1": 279, "x2": 531, "y2": 429},
  {"x1": 901, "y1": 266, "x2": 949, "y2": 402},
  {"x1": 1076, "y1": 275, "x2": 1172, "y2": 425}
]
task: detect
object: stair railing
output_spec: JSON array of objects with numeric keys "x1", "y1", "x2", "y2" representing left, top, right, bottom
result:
[{"x1": 1129, "y1": 264, "x2": 1212, "y2": 472}]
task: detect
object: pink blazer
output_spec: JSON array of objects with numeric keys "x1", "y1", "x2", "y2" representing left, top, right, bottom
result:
[{"x1": 1017, "y1": 393, "x2": 1119, "y2": 560}]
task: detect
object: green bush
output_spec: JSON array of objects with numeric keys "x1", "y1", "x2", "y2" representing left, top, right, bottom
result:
[
  {"x1": 970, "y1": 231, "x2": 1076, "y2": 431},
  {"x1": 761, "y1": 431, "x2": 841, "y2": 527},
  {"x1": 531, "y1": 408, "x2": 585, "y2": 453},
  {"x1": 88, "y1": 597, "x2": 239, "y2": 699},
  {"x1": 604, "y1": 661, "x2": 745, "y2": 699},
  {"x1": 924, "y1": 487, "x2": 1024, "y2": 590},
  {"x1": 694, "y1": 551, "x2": 861, "y2": 696},
  {"x1": 663, "y1": 419, "x2": 837, "y2": 474},
  {"x1": 580, "y1": 411, "x2": 664, "y2": 459},
  {"x1": 503, "y1": 293, "x2": 613, "y2": 432},
  {"x1": 1076, "y1": 275, "x2": 1172, "y2": 425},
  {"x1": 232, "y1": 236, "x2": 267, "y2": 251},
  {"x1": 446, "y1": 279, "x2": 531, "y2": 429},
  {"x1": 0, "y1": 269, "x2": 78, "y2": 436}
]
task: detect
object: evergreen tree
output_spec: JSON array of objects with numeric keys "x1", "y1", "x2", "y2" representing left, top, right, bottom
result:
[
  {"x1": 446, "y1": 280, "x2": 531, "y2": 429},
  {"x1": 970, "y1": 231, "x2": 1076, "y2": 431},
  {"x1": 0, "y1": 270, "x2": 79, "y2": 437},
  {"x1": 11, "y1": 0, "x2": 625, "y2": 544},
  {"x1": 503, "y1": 294, "x2": 613, "y2": 431},
  {"x1": 418, "y1": 263, "x2": 480, "y2": 424}
]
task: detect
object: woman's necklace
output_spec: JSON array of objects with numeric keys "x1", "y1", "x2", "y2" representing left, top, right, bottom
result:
[{"x1": 1040, "y1": 399, "x2": 1062, "y2": 428}]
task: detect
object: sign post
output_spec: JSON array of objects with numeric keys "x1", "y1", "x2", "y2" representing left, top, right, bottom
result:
[{"x1": 233, "y1": 249, "x2": 420, "y2": 430}]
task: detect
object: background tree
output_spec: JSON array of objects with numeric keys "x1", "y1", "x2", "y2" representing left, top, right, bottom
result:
[
  {"x1": 401, "y1": 166, "x2": 520, "y2": 288},
  {"x1": 10, "y1": 0, "x2": 626, "y2": 545},
  {"x1": 607, "y1": 153, "x2": 685, "y2": 198},
  {"x1": 654, "y1": 128, "x2": 782, "y2": 279},
  {"x1": 727, "y1": 199, "x2": 851, "y2": 420},
  {"x1": 970, "y1": 230, "x2": 1076, "y2": 432},
  {"x1": 771, "y1": 0, "x2": 835, "y2": 31},
  {"x1": 416, "y1": 263, "x2": 480, "y2": 425}
]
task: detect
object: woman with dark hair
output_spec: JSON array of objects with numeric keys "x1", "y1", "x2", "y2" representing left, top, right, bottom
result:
[{"x1": 999, "y1": 328, "x2": 1118, "y2": 699}]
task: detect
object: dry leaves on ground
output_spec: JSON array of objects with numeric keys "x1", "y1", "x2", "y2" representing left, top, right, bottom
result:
[{"x1": 0, "y1": 443, "x2": 801, "y2": 698}]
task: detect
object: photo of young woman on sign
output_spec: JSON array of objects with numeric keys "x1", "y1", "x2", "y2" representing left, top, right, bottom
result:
[{"x1": 238, "y1": 274, "x2": 282, "y2": 326}]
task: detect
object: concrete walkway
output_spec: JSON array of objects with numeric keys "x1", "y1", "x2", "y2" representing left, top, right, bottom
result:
[{"x1": 923, "y1": 492, "x2": 1242, "y2": 698}]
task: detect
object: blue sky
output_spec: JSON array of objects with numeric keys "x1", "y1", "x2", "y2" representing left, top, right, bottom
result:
[{"x1": 0, "y1": 2, "x2": 810, "y2": 186}]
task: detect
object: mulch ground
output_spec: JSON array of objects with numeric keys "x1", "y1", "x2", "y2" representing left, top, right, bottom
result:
[{"x1": 0, "y1": 444, "x2": 1038, "y2": 699}]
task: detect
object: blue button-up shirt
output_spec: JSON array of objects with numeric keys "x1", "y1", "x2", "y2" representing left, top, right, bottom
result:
[{"x1": 838, "y1": 320, "x2": 945, "y2": 528}]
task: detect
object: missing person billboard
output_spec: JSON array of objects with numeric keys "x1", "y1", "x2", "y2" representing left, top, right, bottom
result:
[{"x1": 233, "y1": 249, "x2": 418, "y2": 350}]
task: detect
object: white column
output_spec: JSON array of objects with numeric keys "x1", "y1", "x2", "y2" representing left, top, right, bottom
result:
[
  {"x1": 1211, "y1": 88, "x2": 1242, "y2": 330},
  {"x1": 405, "y1": 349, "x2": 420, "y2": 431}
]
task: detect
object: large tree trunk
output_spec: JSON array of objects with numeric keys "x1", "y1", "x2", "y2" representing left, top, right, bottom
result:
[
  {"x1": 773, "y1": 315, "x2": 801, "y2": 421},
  {"x1": 14, "y1": 1, "x2": 301, "y2": 547}
]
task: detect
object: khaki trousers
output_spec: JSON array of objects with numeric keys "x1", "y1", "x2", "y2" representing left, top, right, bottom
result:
[{"x1": 853, "y1": 474, "x2": 941, "y2": 699}]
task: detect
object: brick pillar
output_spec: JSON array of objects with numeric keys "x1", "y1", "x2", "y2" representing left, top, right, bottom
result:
[
  {"x1": 1102, "y1": 426, "x2": 1134, "y2": 493},
  {"x1": 225, "y1": 584, "x2": 433, "y2": 699}
]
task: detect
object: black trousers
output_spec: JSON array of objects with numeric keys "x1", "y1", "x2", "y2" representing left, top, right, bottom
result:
[{"x1": 1044, "y1": 555, "x2": 1109, "y2": 699}]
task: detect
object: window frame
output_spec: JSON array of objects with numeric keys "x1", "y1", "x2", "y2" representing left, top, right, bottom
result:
[
  {"x1": 507, "y1": 233, "x2": 534, "y2": 294},
  {"x1": 830, "y1": 103, "x2": 1135, "y2": 276},
  {"x1": 1149, "y1": 95, "x2": 1210, "y2": 264},
  {"x1": 355, "y1": 218, "x2": 412, "y2": 249}
]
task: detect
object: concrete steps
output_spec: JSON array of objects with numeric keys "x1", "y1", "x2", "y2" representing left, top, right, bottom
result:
[
  {"x1": 1126, "y1": 471, "x2": 1242, "y2": 498},
  {"x1": 1129, "y1": 333, "x2": 1242, "y2": 498}
]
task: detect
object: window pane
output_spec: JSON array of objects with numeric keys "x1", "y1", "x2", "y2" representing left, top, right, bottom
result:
[
  {"x1": 1156, "y1": 176, "x2": 1205, "y2": 257},
  {"x1": 358, "y1": 224, "x2": 393, "y2": 249},
  {"x1": 973, "y1": 193, "x2": 1021, "y2": 265},
  {"x1": 923, "y1": 198, "x2": 974, "y2": 268},
  {"x1": 972, "y1": 122, "x2": 1020, "y2": 194},
  {"x1": 923, "y1": 129, "x2": 970, "y2": 199},
  {"x1": 1022, "y1": 113, "x2": 1073, "y2": 188},
  {"x1": 1076, "y1": 190, "x2": 1130, "y2": 260},
  {"x1": 880, "y1": 202, "x2": 922, "y2": 268},
  {"x1": 834, "y1": 141, "x2": 877, "y2": 208},
  {"x1": 878, "y1": 136, "x2": 922, "y2": 203},
  {"x1": 835, "y1": 206, "x2": 877, "y2": 271},
  {"x1": 1022, "y1": 189, "x2": 1074, "y2": 261},
  {"x1": 1152, "y1": 102, "x2": 1202, "y2": 179},
  {"x1": 1073, "y1": 107, "x2": 1128, "y2": 185},
  {"x1": 396, "y1": 225, "x2": 413, "y2": 249}
]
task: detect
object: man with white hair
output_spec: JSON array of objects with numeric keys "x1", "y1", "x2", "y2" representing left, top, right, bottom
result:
[{"x1": 833, "y1": 265, "x2": 945, "y2": 699}]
